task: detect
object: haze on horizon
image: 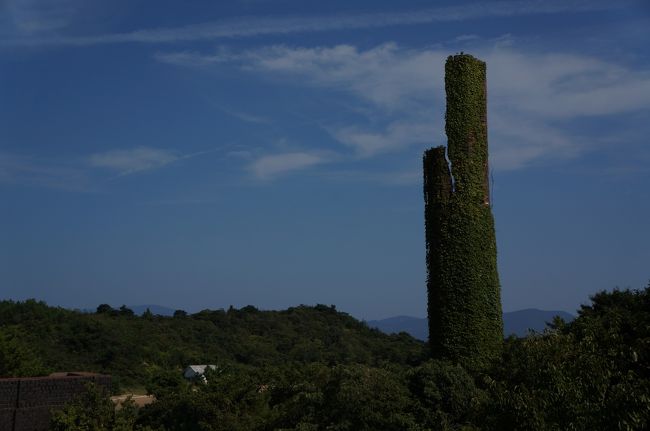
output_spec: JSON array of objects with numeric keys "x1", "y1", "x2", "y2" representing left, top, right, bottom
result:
[{"x1": 1, "y1": 0, "x2": 649, "y2": 320}]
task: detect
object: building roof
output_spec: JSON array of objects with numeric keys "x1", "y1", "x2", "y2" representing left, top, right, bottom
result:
[{"x1": 184, "y1": 365, "x2": 216, "y2": 374}]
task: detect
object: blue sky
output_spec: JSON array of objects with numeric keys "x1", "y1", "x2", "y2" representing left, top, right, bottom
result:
[{"x1": 1, "y1": 0, "x2": 649, "y2": 320}]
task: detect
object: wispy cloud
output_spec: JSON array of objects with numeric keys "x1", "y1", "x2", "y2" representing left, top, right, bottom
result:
[
  {"x1": 5, "y1": 0, "x2": 79, "y2": 34},
  {"x1": 237, "y1": 43, "x2": 443, "y2": 111},
  {"x1": 154, "y1": 50, "x2": 233, "y2": 66},
  {"x1": 333, "y1": 120, "x2": 436, "y2": 157},
  {"x1": 0, "y1": 146, "x2": 217, "y2": 191},
  {"x1": 4, "y1": 1, "x2": 621, "y2": 46},
  {"x1": 88, "y1": 147, "x2": 179, "y2": 176},
  {"x1": 219, "y1": 43, "x2": 650, "y2": 118},
  {"x1": 163, "y1": 41, "x2": 650, "y2": 171},
  {"x1": 0, "y1": 152, "x2": 92, "y2": 192},
  {"x1": 488, "y1": 115, "x2": 580, "y2": 170},
  {"x1": 487, "y1": 50, "x2": 650, "y2": 118},
  {"x1": 250, "y1": 152, "x2": 326, "y2": 179},
  {"x1": 87, "y1": 146, "x2": 222, "y2": 177},
  {"x1": 210, "y1": 105, "x2": 271, "y2": 125}
]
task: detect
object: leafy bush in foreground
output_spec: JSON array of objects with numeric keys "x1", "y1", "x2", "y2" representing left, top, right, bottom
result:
[{"x1": 484, "y1": 284, "x2": 650, "y2": 430}]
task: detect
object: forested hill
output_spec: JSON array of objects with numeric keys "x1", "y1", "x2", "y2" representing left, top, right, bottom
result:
[
  {"x1": 3, "y1": 287, "x2": 650, "y2": 429},
  {"x1": 0, "y1": 300, "x2": 425, "y2": 389}
]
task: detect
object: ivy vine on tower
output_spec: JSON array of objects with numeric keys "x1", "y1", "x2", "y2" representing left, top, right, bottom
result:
[{"x1": 424, "y1": 53, "x2": 503, "y2": 370}]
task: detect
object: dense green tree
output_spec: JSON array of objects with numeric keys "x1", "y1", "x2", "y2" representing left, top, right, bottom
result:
[
  {"x1": 97, "y1": 304, "x2": 115, "y2": 314},
  {"x1": 408, "y1": 360, "x2": 483, "y2": 430},
  {"x1": 145, "y1": 366, "x2": 188, "y2": 400},
  {"x1": 484, "y1": 285, "x2": 650, "y2": 430},
  {"x1": 173, "y1": 310, "x2": 187, "y2": 318},
  {"x1": 4, "y1": 284, "x2": 650, "y2": 429},
  {"x1": 137, "y1": 364, "x2": 273, "y2": 431},
  {"x1": 317, "y1": 364, "x2": 417, "y2": 431},
  {"x1": 119, "y1": 305, "x2": 135, "y2": 317},
  {"x1": 0, "y1": 326, "x2": 49, "y2": 376},
  {"x1": 0, "y1": 300, "x2": 425, "y2": 390},
  {"x1": 50, "y1": 384, "x2": 146, "y2": 431}
]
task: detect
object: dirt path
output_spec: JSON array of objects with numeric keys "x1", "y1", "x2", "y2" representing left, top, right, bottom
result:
[{"x1": 111, "y1": 394, "x2": 156, "y2": 408}]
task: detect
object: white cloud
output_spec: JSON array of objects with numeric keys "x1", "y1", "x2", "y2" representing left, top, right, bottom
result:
[
  {"x1": 88, "y1": 147, "x2": 178, "y2": 175},
  {"x1": 333, "y1": 120, "x2": 437, "y2": 157},
  {"x1": 4, "y1": 1, "x2": 621, "y2": 46},
  {"x1": 240, "y1": 43, "x2": 444, "y2": 111},
  {"x1": 154, "y1": 50, "x2": 233, "y2": 66},
  {"x1": 0, "y1": 146, "x2": 216, "y2": 191},
  {"x1": 227, "y1": 43, "x2": 650, "y2": 119},
  {"x1": 489, "y1": 114, "x2": 580, "y2": 170},
  {"x1": 166, "y1": 41, "x2": 650, "y2": 171},
  {"x1": 0, "y1": 152, "x2": 92, "y2": 191},
  {"x1": 210, "y1": 105, "x2": 271, "y2": 125},
  {"x1": 6, "y1": 0, "x2": 78, "y2": 33},
  {"x1": 159, "y1": 43, "x2": 446, "y2": 161},
  {"x1": 486, "y1": 50, "x2": 650, "y2": 118},
  {"x1": 250, "y1": 152, "x2": 325, "y2": 179}
]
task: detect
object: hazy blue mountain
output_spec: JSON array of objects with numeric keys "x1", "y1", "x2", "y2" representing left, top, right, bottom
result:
[
  {"x1": 367, "y1": 309, "x2": 575, "y2": 340},
  {"x1": 503, "y1": 309, "x2": 575, "y2": 337},
  {"x1": 367, "y1": 316, "x2": 429, "y2": 340}
]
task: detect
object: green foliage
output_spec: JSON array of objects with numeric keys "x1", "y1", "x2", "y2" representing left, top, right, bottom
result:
[
  {"x1": 119, "y1": 306, "x2": 135, "y2": 317},
  {"x1": 315, "y1": 365, "x2": 417, "y2": 430},
  {"x1": 0, "y1": 325, "x2": 49, "y2": 376},
  {"x1": 424, "y1": 53, "x2": 503, "y2": 371},
  {"x1": 50, "y1": 383, "x2": 146, "y2": 431},
  {"x1": 0, "y1": 300, "x2": 425, "y2": 390},
  {"x1": 142, "y1": 308, "x2": 154, "y2": 320},
  {"x1": 144, "y1": 366, "x2": 188, "y2": 399},
  {"x1": 408, "y1": 360, "x2": 484, "y2": 430},
  {"x1": 137, "y1": 364, "x2": 274, "y2": 431},
  {"x1": 173, "y1": 310, "x2": 187, "y2": 318},
  {"x1": 483, "y1": 285, "x2": 650, "y2": 430},
  {"x1": 97, "y1": 304, "x2": 116, "y2": 315},
  {"x1": 5, "y1": 285, "x2": 650, "y2": 429},
  {"x1": 136, "y1": 363, "x2": 419, "y2": 431},
  {"x1": 133, "y1": 361, "x2": 486, "y2": 430}
]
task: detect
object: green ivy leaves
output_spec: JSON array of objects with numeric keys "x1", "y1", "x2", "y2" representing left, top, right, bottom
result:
[{"x1": 424, "y1": 54, "x2": 503, "y2": 371}]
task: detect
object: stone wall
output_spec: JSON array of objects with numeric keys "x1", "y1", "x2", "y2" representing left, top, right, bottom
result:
[{"x1": 0, "y1": 372, "x2": 111, "y2": 431}]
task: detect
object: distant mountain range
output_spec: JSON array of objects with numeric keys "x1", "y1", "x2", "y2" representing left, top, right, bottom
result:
[
  {"x1": 367, "y1": 309, "x2": 575, "y2": 340},
  {"x1": 118, "y1": 305, "x2": 574, "y2": 339}
]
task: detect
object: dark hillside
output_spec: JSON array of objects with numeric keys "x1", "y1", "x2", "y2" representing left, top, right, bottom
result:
[
  {"x1": 3, "y1": 285, "x2": 649, "y2": 430},
  {"x1": 0, "y1": 300, "x2": 425, "y2": 390}
]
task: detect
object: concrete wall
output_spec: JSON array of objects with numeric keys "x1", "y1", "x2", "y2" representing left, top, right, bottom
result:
[{"x1": 0, "y1": 372, "x2": 111, "y2": 431}]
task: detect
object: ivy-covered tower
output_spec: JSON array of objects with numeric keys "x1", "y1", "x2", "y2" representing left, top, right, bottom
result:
[{"x1": 423, "y1": 54, "x2": 503, "y2": 370}]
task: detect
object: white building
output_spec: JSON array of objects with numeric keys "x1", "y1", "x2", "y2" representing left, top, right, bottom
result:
[{"x1": 183, "y1": 365, "x2": 217, "y2": 383}]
